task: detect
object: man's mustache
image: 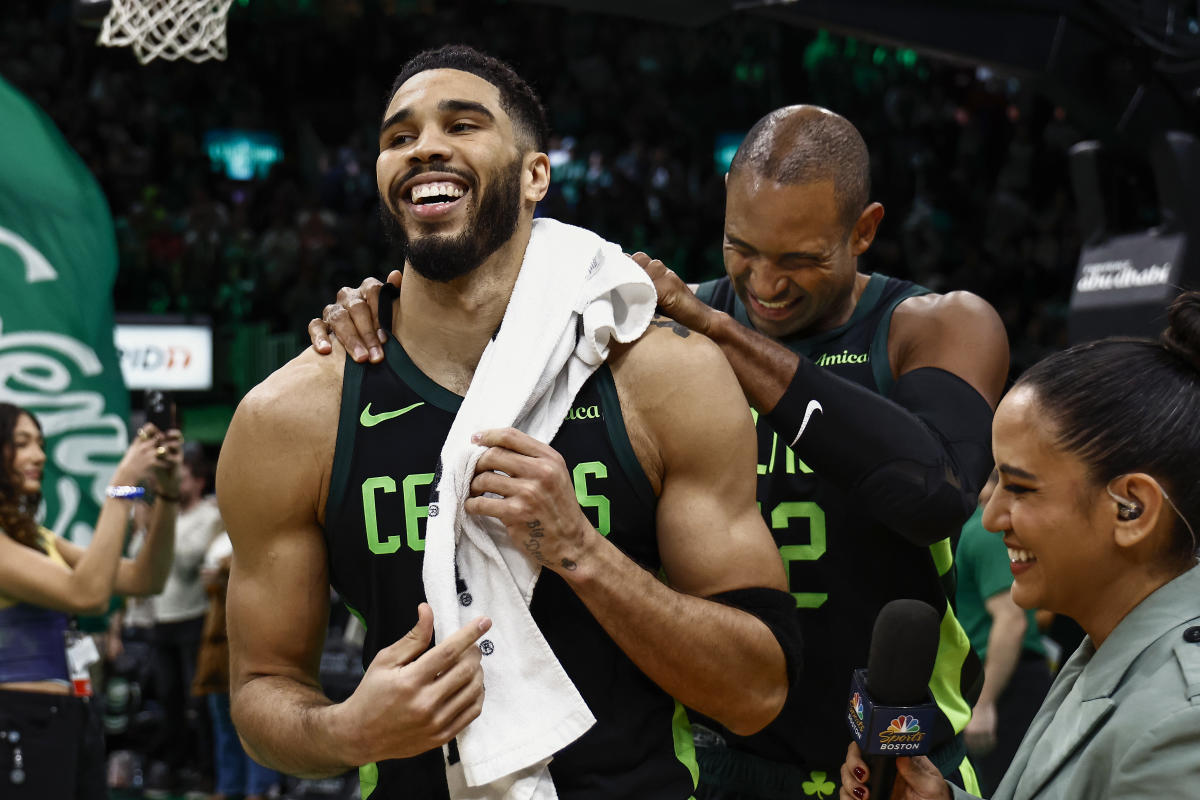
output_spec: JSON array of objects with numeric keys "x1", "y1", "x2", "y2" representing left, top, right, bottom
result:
[{"x1": 388, "y1": 164, "x2": 477, "y2": 209}]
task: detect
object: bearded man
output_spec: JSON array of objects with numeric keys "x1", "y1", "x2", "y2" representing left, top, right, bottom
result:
[{"x1": 216, "y1": 45, "x2": 799, "y2": 800}]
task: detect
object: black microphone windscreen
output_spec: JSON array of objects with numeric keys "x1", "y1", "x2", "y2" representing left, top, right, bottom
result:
[{"x1": 865, "y1": 599, "x2": 941, "y2": 706}]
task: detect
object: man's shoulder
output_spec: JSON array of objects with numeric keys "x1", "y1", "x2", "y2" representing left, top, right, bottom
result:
[
  {"x1": 613, "y1": 315, "x2": 733, "y2": 386},
  {"x1": 234, "y1": 343, "x2": 346, "y2": 432},
  {"x1": 609, "y1": 316, "x2": 745, "y2": 436},
  {"x1": 218, "y1": 344, "x2": 347, "y2": 529},
  {"x1": 889, "y1": 285, "x2": 1009, "y2": 401},
  {"x1": 892, "y1": 288, "x2": 1002, "y2": 331},
  {"x1": 224, "y1": 344, "x2": 346, "y2": 477},
  {"x1": 606, "y1": 314, "x2": 756, "y2": 496}
]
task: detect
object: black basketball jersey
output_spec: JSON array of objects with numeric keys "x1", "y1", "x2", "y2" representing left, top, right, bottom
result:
[
  {"x1": 323, "y1": 307, "x2": 697, "y2": 799},
  {"x1": 696, "y1": 274, "x2": 981, "y2": 771}
]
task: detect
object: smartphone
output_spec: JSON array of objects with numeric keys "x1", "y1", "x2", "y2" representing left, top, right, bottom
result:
[{"x1": 144, "y1": 389, "x2": 177, "y2": 431}]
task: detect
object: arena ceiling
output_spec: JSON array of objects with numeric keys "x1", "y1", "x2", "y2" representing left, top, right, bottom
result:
[
  {"x1": 517, "y1": 0, "x2": 734, "y2": 26},
  {"x1": 529, "y1": 0, "x2": 1200, "y2": 147}
]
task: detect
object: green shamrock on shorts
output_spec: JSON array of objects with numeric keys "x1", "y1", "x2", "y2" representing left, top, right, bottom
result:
[{"x1": 802, "y1": 770, "x2": 836, "y2": 798}]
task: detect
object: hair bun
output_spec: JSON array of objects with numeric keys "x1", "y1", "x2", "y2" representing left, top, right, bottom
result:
[{"x1": 1162, "y1": 289, "x2": 1200, "y2": 372}]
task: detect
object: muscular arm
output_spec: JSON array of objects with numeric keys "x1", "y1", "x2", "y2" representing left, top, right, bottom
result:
[
  {"x1": 644, "y1": 254, "x2": 1008, "y2": 545},
  {"x1": 220, "y1": 347, "x2": 489, "y2": 778},
  {"x1": 218, "y1": 355, "x2": 351, "y2": 777},
  {"x1": 469, "y1": 325, "x2": 793, "y2": 735},
  {"x1": 762, "y1": 293, "x2": 1006, "y2": 545}
]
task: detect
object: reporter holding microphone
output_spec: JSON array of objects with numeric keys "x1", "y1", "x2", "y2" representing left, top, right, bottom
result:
[{"x1": 841, "y1": 290, "x2": 1200, "y2": 800}]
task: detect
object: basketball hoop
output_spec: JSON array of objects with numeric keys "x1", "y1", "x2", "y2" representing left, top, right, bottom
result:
[{"x1": 97, "y1": 0, "x2": 235, "y2": 64}]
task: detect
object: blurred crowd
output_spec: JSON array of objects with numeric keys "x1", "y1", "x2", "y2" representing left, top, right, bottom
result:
[
  {"x1": 0, "y1": 2, "x2": 1115, "y2": 798},
  {"x1": 3, "y1": 0, "x2": 1083, "y2": 382},
  {"x1": 95, "y1": 440, "x2": 362, "y2": 799}
]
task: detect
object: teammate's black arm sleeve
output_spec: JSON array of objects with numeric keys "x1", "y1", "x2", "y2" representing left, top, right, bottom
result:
[{"x1": 764, "y1": 363, "x2": 994, "y2": 547}]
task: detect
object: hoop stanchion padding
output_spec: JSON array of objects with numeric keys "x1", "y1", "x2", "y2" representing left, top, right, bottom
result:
[{"x1": 97, "y1": 0, "x2": 234, "y2": 64}]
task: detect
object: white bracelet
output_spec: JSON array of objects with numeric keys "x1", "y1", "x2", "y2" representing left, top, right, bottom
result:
[{"x1": 106, "y1": 485, "x2": 146, "y2": 500}]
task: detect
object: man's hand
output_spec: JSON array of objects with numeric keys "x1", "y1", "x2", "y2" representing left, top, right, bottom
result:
[
  {"x1": 307, "y1": 270, "x2": 401, "y2": 363},
  {"x1": 465, "y1": 428, "x2": 596, "y2": 575},
  {"x1": 337, "y1": 603, "x2": 491, "y2": 764},
  {"x1": 965, "y1": 700, "x2": 998, "y2": 755},
  {"x1": 629, "y1": 251, "x2": 714, "y2": 335}
]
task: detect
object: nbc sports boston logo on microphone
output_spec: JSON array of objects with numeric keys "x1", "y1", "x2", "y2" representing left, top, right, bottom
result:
[
  {"x1": 878, "y1": 715, "x2": 926, "y2": 750},
  {"x1": 845, "y1": 669, "x2": 937, "y2": 755}
]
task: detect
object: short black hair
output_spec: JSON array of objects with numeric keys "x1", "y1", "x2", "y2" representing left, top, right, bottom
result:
[
  {"x1": 729, "y1": 105, "x2": 870, "y2": 235},
  {"x1": 388, "y1": 45, "x2": 549, "y2": 154},
  {"x1": 1017, "y1": 290, "x2": 1200, "y2": 568}
]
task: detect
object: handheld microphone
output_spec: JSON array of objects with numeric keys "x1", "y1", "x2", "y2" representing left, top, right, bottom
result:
[{"x1": 846, "y1": 599, "x2": 942, "y2": 799}]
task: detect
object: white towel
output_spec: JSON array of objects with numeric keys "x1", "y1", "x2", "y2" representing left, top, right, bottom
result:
[{"x1": 422, "y1": 218, "x2": 657, "y2": 800}]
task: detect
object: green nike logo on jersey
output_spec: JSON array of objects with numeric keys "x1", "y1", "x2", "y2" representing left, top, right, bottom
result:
[{"x1": 360, "y1": 401, "x2": 425, "y2": 427}]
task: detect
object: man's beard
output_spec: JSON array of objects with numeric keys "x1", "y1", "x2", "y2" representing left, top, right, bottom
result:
[{"x1": 381, "y1": 157, "x2": 523, "y2": 283}]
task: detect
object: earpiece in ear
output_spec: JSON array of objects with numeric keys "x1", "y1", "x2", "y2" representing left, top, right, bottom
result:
[
  {"x1": 1117, "y1": 504, "x2": 1143, "y2": 521},
  {"x1": 1107, "y1": 487, "x2": 1144, "y2": 521}
]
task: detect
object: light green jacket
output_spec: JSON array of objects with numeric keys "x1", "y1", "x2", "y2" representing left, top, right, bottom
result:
[{"x1": 952, "y1": 563, "x2": 1200, "y2": 799}]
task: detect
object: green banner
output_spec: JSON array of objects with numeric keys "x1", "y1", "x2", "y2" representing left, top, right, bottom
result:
[{"x1": 0, "y1": 75, "x2": 130, "y2": 544}]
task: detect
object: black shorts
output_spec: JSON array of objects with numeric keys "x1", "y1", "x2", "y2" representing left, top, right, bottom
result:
[{"x1": 0, "y1": 689, "x2": 106, "y2": 800}]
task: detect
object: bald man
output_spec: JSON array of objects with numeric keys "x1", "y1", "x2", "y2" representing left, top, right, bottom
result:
[
  {"x1": 637, "y1": 105, "x2": 1007, "y2": 797},
  {"x1": 311, "y1": 105, "x2": 1008, "y2": 797}
]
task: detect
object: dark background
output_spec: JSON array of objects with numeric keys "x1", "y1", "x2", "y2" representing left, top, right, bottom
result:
[{"x1": 10, "y1": 0, "x2": 1190, "y2": 435}]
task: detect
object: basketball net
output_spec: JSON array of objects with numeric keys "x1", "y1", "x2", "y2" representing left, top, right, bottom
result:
[{"x1": 97, "y1": 0, "x2": 235, "y2": 64}]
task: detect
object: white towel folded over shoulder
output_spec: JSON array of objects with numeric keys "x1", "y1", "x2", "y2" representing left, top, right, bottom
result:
[{"x1": 421, "y1": 218, "x2": 657, "y2": 799}]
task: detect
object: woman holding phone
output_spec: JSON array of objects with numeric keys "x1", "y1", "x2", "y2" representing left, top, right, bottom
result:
[{"x1": 0, "y1": 403, "x2": 180, "y2": 800}]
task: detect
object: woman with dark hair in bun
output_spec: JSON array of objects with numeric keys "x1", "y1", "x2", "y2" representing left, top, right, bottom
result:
[
  {"x1": 840, "y1": 290, "x2": 1200, "y2": 800},
  {"x1": 0, "y1": 403, "x2": 180, "y2": 800}
]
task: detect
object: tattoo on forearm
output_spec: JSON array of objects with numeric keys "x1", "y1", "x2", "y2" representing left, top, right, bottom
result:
[
  {"x1": 650, "y1": 317, "x2": 691, "y2": 339},
  {"x1": 523, "y1": 519, "x2": 551, "y2": 566},
  {"x1": 523, "y1": 519, "x2": 578, "y2": 570}
]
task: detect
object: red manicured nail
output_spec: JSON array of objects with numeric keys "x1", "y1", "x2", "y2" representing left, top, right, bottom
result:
[
  {"x1": 853, "y1": 766, "x2": 865, "y2": 781},
  {"x1": 852, "y1": 787, "x2": 865, "y2": 800}
]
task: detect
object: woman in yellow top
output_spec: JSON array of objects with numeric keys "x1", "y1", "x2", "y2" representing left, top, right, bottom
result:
[{"x1": 0, "y1": 402, "x2": 181, "y2": 800}]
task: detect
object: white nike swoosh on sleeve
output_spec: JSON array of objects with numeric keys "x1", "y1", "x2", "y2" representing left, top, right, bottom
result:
[{"x1": 789, "y1": 400, "x2": 824, "y2": 448}]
